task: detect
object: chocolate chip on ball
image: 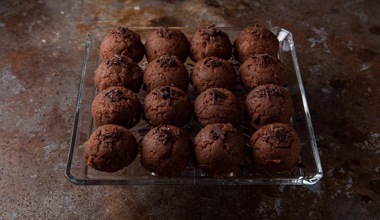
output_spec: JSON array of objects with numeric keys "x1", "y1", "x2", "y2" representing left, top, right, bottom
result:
[
  {"x1": 84, "y1": 124, "x2": 138, "y2": 172},
  {"x1": 92, "y1": 87, "x2": 142, "y2": 129},
  {"x1": 234, "y1": 24, "x2": 279, "y2": 63},
  {"x1": 240, "y1": 54, "x2": 286, "y2": 91},
  {"x1": 191, "y1": 57, "x2": 237, "y2": 94},
  {"x1": 245, "y1": 84, "x2": 293, "y2": 127},
  {"x1": 189, "y1": 24, "x2": 232, "y2": 62},
  {"x1": 250, "y1": 123, "x2": 301, "y2": 173},
  {"x1": 193, "y1": 123, "x2": 245, "y2": 177},
  {"x1": 194, "y1": 88, "x2": 242, "y2": 128},
  {"x1": 100, "y1": 27, "x2": 145, "y2": 63},
  {"x1": 144, "y1": 86, "x2": 192, "y2": 127},
  {"x1": 143, "y1": 54, "x2": 189, "y2": 93},
  {"x1": 145, "y1": 27, "x2": 189, "y2": 62},
  {"x1": 95, "y1": 55, "x2": 143, "y2": 93},
  {"x1": 141, "y1": 125, "x2": 192, "y2": 176}
]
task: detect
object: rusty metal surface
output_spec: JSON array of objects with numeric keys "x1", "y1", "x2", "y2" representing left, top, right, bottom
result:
[{"x1": 0, "y1": 0, "x2": 379, "y2": 219}]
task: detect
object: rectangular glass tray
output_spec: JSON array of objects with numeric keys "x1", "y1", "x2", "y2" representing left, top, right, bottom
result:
[{"x1": 65, "y1": 26, "x2": 323, "y2": 185}]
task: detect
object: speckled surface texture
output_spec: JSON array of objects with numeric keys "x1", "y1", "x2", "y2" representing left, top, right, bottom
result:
[{"x1": 1, "y1": 0, "x2": 380, "y2": 219}]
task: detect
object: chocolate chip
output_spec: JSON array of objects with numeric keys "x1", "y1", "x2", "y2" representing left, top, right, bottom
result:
[
  {"x1": 157, "y1": 54, "x2": 179, "y2": 68},
  {"x1": 114, "y1": 27, "x2": 131, "y2": 37},
  {"x1": 104, "y1": 88, "x2": 123, "y2": 102},
  {"x1": 157, "y1": 126, "x2": 176, "y2": 144},
  {"x1": 156, "y1": 86, "x2": 176, "y2": 105},
  {"x1": 209, "y1": 89, "x2": 226, "y2": 105},
  {"x1": 261, "y1": 125, "x2": 294, "y2": 148},
  {"x1": 256, "y1": 85, "x2": 284, "y2": 98},
  {"x1": 105, "y1": 54, "x2": 132, "y2": 68},
  {"x1": 204, "y1": 58, "x2": 223, "y2": 68},
  {"x1": 259, "y1": 54, "x2": 276, "y2": 66},
  {"x1": 211, "y1": 124, "x2": 226, "y2": 141},
  {"x1": 200, "y1": 24, "x2": 221, "y2": 36},
  {"x1": 250, "y1": 24, "x2": 273, "y2": 40},
  {"x1": 158, "y1": 27, "x2": 173, "y2": 39}
]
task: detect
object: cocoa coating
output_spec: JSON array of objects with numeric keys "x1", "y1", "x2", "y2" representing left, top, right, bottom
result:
[
  {"x1": 234, "y1": 24, "x2": 279, "y2": 63},
  {"x1": 240, "y1": 54, "x2": 286, "y2": 91},
  {"x1": 92, "y1": 87, "x2": 142, "y2": 129},
  {"x1": 191, "y1": 57, "x2": 237, "y2": 94},
  {"x1": 250, "y1": 123, "x2": 301, "y2": 173},
  {"x1": 94, "y1": 55, "x2": 143, "y2": 93},
  {"x1": 194, "y1": 88, "x2": 242, "y2": 128},
  {"x1": 141, "y1": 125, "x2": 192, "y2": 176},
  {"x1": 245, "y1": 84, "x2": 293, "y2": 126},
  {"x1": 100, "y1": 27, "x2": 145, "y2": 63},
  {"x1": 144, "y1": 86, "x2": 192, "y2": 127},
  {"x1": 145, "y1": 27, "x2": 189, "y2": 62},
  {"x1": 189, "y1": 24, "x2": 232, "y2": 62},
  {"x1": 84, "y1": 124, "x2": 138, "y2": 172},
  {"x1": 143, "y1": 54, "x2": 189, "y2": 93},
  {"x1": 193, "y1": 123, "x2": 245, "y2": 176}
]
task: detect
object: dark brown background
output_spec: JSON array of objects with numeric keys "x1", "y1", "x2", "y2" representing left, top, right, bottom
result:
[{"x1": 1, "y1": 0, "x2": 380, "y2": 219}]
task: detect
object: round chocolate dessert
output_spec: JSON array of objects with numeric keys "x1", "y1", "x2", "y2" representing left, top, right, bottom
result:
[
  {"x1": 145, "y1": 27, "x2": 189, "y2": 62},
  {"x1": 250, "y1": 123, "x2": 301, "y2": 173},
  {"x1": 92, "y1": 87, "x2": 142, "y2": 129},
  {"x1": 240, "y1": 54, "x2": 286, "y2": 91},
  {"x1": 193, "y1": 123, "x2": 245, "y2": 176},
  {"x1": 189, "y1": 24, "x2": 232, "y2": 62},
  {"x1": 143, "y1": 54, "x2": 189, "y2": 93},
  {"x1": 234, "y1": 24, "x2": 279, "y2": 63},
  {"x1": 144, "y1": 86, "x2": 192, "y2": 127},
  {"x1": 94, "y1": 55, "x2": 143, "y2": 93},
  {"x1": 245, "y1": 84, "x2": 293, "y2": 127},
  {"x1": 191, "y1": 57, "x2": 237, "y2": 94},
  {"x1": 141, "y1": 125, "x2": 192, "y2": 176},
  {"x1": 100, "y1": 27, "x2": 145, "y2": 63},
  {"x1": 84, "y1": 124, "x2": 138, "y2": 172},
  {"x1": 194, "y1": 88, "x2": 242, "y2": 128}
]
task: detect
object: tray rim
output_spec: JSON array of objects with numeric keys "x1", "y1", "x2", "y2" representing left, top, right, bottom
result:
[{"x1": 65, "y1": 26, "x2": 323, "y2": 186}]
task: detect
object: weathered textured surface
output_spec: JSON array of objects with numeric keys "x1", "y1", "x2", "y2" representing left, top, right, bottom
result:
[{"x1": 0, "y1": 0, "x2": 379, "y2": 219}]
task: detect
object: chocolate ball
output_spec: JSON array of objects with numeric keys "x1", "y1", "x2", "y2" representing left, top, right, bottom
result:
[
  {"x1": 250, "y1": 123, "x2": 301, "y2": 173},
  {"x1": 141, "y1": 125, "x2": 192, "y2": 176},
  {"x1": 245, "y1": 84, "x2": 293, "y2": 127},
  {"x1": 191, "y1": 57, "x2": 237, "y2": 94},
  {"x1": 145, "y1": 27, "x2": 189, "y2": 62},
  {"x1": 189, "y1": 24, "x2": 232, "y2": 62},
  {"x1": 92, "y1": 87, "x2": 142, "y2": 129},
  {"x1": 234, "y1": 24, "x2": 279, "y2": 63},
  {"x1": 143, "y1": 54, "x2": 189, "y2": 93},
  {"x1": 100, "y1": 27, "x2": 145, "y2": 63},
  {"x1": 84, "y1": 124, "x2": 138, "y2": 172},
  {"x1": 144, "y1": 86, "x2": 192, "y2": 127},
  {"x1": 240, "y1": 54, "x2": 286, "y2": 91},
  {"x1": 194, "y1": 88, "x2": 242, "y2": 128},
  {"x1": 94, "y1": 55, "x2": 143, "y2": 93},
  {"x1": 193, "y1": 123, "x2": 245, "y2": 176}
]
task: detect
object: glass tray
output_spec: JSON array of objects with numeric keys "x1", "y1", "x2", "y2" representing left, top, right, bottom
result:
[{"x1": 65, "y1": 26, "x2": 323, "y2": 185}]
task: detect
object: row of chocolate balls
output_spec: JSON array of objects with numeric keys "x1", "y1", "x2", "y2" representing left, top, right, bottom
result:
[
  {"x1": 99, "y1": 24, "x2": 279, "y2": 65},
  {"x1": 95, "y1": 52, "x2": 286, "y2": 99},
  {"x1": 91, "y1": 84, "x2": 293, "y2": 132},
  {"x1": 84, "y1": 122, "x2": 301, "y2": 177}
]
